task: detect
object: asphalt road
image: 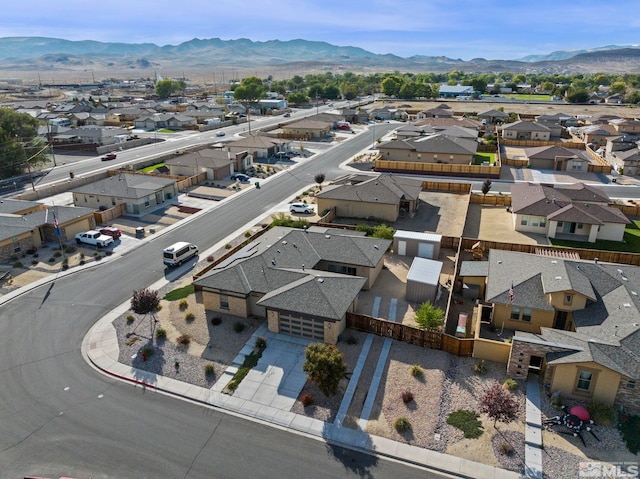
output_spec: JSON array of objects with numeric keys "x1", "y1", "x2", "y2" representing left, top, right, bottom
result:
[{"x1": 0, "y1": 124, "x2": 447, "y2": 478}]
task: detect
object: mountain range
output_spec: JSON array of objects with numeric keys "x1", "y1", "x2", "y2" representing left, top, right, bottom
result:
[{"x1": 0, "y1": 37, "x2": 639, "y2": 75}]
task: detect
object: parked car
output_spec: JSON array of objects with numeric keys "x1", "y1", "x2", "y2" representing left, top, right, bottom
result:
[
  {"x1": 215, "y1": 131, "x2": 226, "y2": 137},
  {"x1": 101, "y1": 153, "x2": 117, "y2": 161},
  {"x1": 289, "y1": 202, "x2": 314, "y2": 214},
  {"x1": 75, "y1": 230, "x2": 114, "y2": 247},
  {"x1": 283, "y1": 112, "x2": 291, "y2": 117},
  {"x1": 230, "y1": 173, "x2": 250, "y2": 182},
  {"x1": 99, "y1": 226, "x2": 122, "y2": 239}
]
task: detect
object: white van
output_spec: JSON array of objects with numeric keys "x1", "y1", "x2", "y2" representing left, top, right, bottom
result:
[{"x1": 163, "y1": 242, "x2": 199, "y2": 267}]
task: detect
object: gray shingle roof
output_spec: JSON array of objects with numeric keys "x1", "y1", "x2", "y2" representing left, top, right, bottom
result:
[
  {"x1": 72, "y1": 173, "x2": 176, "y2": 199},
  {"x1": 316, "y1": 173, "x2": 422, "y2": 205},
  {"x1": 501, "y1": 120, "x2": 551, "y2": 132}
]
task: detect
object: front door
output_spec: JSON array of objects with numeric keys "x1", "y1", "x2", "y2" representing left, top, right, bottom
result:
[
  {"x1": 554, "y1": 311, "x2": 568, "y2": 330},
  {"x1": 563, "y1": 222, "x2": 576, "y2": 234},
  {"x1": 397, "y1": 241, "x2": 407, "y2": 256}
]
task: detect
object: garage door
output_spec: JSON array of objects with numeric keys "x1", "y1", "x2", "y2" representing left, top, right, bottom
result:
[
  {"x1": 418, "y1": 242, "x2": 434, "y2": 259},
  {"x1": 279, "y1": 314, "x2": 325, "y2": 341}
]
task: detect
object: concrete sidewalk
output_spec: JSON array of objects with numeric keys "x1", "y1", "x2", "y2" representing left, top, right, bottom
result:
[{"x1": 83, "y1": 301, "x2": 522, "y2": 479}]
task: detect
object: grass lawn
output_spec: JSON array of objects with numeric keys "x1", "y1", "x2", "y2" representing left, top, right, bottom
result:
[
  {"x1": 140, "y1": 162, "x2": 165, "y2": 172},
  {"x1": 549, "y1": 220, "x2": 640, "y2": 253},
  {"x1": 163, "y1": 284, "x2": 194, "y2": 301},
  {"x1": 473, "y1": 152, "x2": 496, "y2": 165},
  {"x1": 157, "y1": 128, "x2": 174, "y2": 133},
  {"x1": 503, "y1": 94, "x2": 552, "y2": 101}
]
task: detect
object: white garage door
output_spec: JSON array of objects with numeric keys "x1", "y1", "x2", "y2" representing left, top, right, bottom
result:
[
  {"x1": 418, "y1": 242, "x2": 434, "y2": 259},
  {"x1": 279, "y1": 314, "x2": 325, "y2": 341}
]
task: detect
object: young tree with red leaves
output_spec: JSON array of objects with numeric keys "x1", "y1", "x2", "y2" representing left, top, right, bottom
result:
[{"x1": 480, "y1": 381, "x2": 518, "y2": 428}]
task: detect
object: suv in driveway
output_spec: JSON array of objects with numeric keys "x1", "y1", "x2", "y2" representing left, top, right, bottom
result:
[
  {"x1": 231, "y1": 173, "x2": 250, "y2": 182},
  {"x1": 75, "y1": 230, "x2": 114, "y2": 247},
  {"x1": 99, "y1": 226, "x2": 122, "y2": 239},
  {"x1": 289, "y1": 202, "x2": 314, "y2": 214}
]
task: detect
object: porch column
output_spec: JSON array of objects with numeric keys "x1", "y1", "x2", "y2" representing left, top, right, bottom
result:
[
  {"x1": 588, "y1": 225, "x2": 598, "y2": 243},
  {"x1": 547, "y1": 221, "x2": 557, "y2": 239}
]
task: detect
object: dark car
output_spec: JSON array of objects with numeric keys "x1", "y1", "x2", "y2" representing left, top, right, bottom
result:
[
  {"x1": 230, "y1": 173, "x2": 250, "y2": 182},
  {"x1": 101, "y1": 153, "x2": 117, "y2": 161},
  {"x1": 99, "y1": 226, "x2": 122, "y2": 239},
  {"x1": 283, "y1": 112, "x2": 291, "y2": 117}
]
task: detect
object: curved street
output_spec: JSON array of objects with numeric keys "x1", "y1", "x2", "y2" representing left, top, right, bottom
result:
[{"x1": 0, "y1": 124, "x2": 444, "y2": 478}]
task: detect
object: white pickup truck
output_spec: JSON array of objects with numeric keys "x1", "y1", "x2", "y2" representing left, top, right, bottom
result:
[{"x1": 75, "y1": 230, "x2": 114, "y2": 247}]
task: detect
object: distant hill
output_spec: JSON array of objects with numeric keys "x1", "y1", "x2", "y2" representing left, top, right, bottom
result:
[{"x1": 0, "y1": 37, "x2": 638, "y2": 74}]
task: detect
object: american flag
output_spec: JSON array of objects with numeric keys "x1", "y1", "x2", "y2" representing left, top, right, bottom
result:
[
  {"x1": 508, "y1": 282, "x2": 514, "y2": 304},
  {"x1": 53, "y1": 210, "x2": 61, "y2": 236}
]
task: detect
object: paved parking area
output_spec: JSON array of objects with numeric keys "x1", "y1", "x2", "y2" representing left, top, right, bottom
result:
[{"x1": 463, "y1": 204, "x2": 550, "y2": 245}]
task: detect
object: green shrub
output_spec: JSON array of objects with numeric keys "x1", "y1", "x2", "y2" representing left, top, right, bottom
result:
[
  {"x1": 551, "y1": 396, "x2": 563, "y2": 409},
  {"x1": 244, "y1": 230, "x2": 252, "y2": 237},
  {"x1": 185, "y1": 312, "x2": 195, "y2": 321},
  {"x1": 141, "y1": 346, "x2": 155, "y2": 357},
  {"x1": 618, "y1": 413, "x2": 640, "y2": 454},
  {"x1": 355, "y1": 224, "x2": 374, "y2": 236},
  {"x1": 54, "y1": 251, "x2": 62, "y2": 258},
  {"x1": 473, "y1": 360, "x2": 487, "y2": 375},
  {"x1": 589, "y1": 402, "x2": 614, "y2": 426},
  {"x1": 156, "y1": 328, "x2": 167, "y2": 339},
  {"x1": 225, "y1": 243, "x2": 232, "y2": 249},
  {"x1": 401, "y1": 390, "x2": 414, "y2": 404},
  {"x1": 503, "y1": 378, "x2": 518, "y2": 391},
  {"x1": 204, "y1": 363, "x2": 215, "y2": 376},
  {"x1": 410, "y1": 364, "x2": 424, "y2": 378},
  {"x1": 394, "y1": 416, "x2": 411, "y2": 433},
  {"x1": 499, "y1": 442, "x2": 514, "y2": 456},
  {"x1": 447, "y1": 409, "x2": 484, "y2": 438},
  {"x1": 48, "y1": 257, "x2": 55, "y2": 263},
  {"x1": 234, "y1": 322, "x2": 246, "y2": 333},
  {"x1": 178, "y1": 299, "x2": 188, "y2": 310},
  {"x1": 176, "y1": 334, "x2": 191, "y2": 346},
  {"x1": 211, "y1": 316, "x2": 222, "y2": 326},
  {"x1": 155, "y1": 304, "x2": 162, "y2": 312},
  {"x1": 126, "y1": 314, "x2": 135, "y2": 324},
  {"x1": 31, "y1": 259, "x2": 39, "y2": 265},
  {"x1": 13, "y1": 261, "x2": 23, "y2": 268},
  {"x1": 255, "y1": 336, "x2": 267, "y2": 350}
]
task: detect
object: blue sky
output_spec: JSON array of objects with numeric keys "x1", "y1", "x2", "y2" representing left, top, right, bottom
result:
[{"x1": 3, "y1": 0, "x2": 638, "y2": 60}]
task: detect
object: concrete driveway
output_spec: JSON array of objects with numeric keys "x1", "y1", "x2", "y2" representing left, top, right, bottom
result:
[{"x1": 463, "y1": 204, "x2": 550, "y2": 245}]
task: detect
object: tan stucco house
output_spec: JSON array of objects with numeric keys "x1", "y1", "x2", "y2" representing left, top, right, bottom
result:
[
  {"x1": 511, "y1": 182, "x2": 629, "y2": 243},
  {"x1": 72, "y1": 173, "x2": 178, "y2": 215},
  {"x1": 500, "y1": 120, "x2": 551, "y2": 141},
  {"x1": 472, "y1": 249, "x2": 640, "y2": 413},
  {"x1": 193, "y1": 226, "x2": 391, "y2": 344},
  {"x1": 377, "y1": 134, "x2": 478, "y2": 164},
  {"x1": 315, "y1": 173, "x2": 423, "y2": 222}
]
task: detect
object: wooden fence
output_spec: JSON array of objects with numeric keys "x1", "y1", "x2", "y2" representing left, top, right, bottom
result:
[
  {"x1": 375, "y1": 160, "x2": 501, "y2": 178},
  {"x1": 469, "y1": 193, "x2": 512, "y2": 206},
  {"x1": 421, "y1": 181, "x2": 471, "y2": 193},
  {"x1": 500, "y1": 139, "x2": 585, "y2": 149},
  {"x1": 460, "y1": 237, "x2": 640, "y2": 266},
  {"x1": 612, "y1": 203, "x2": 640, "y2": 217},
  {"x1": 346, "y1": 312, "x2": 474, "y2": 357},
  {"x1": 93, "y1": 203, "x2": 126, "y2": 224}
]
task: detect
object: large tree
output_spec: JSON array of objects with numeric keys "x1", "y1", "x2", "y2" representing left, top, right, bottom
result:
[
  {"x1": 414, "y1": 301, "x2": 444, "y2": 331},
  {"x1": 234, "y1": 76, "x2": 266, "y2": 134},
  {"x1": 0, "y1": 108, "x2": 49, "y2": 180},
  {"x1": 480, "y1": 381, "x2": 518, "y2": 428},
  {"x1": 303, "y1": 343, "x2": 347, "y2": 396},
  {"x1": 155, "y1": 79, "x2": 186, "y2": 99}
]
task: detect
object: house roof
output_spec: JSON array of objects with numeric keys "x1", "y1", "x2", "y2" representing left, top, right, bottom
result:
[
  {"x1": 524, "y1": 145, "x2": 588, "y2": 162},
  {"x1": 194, "y1": 226, "x2": 390, "y2": 321},
  {"x1": 414, "y1": 117, "x2": 482, "y2": 129},
  {"x1": 165, "y1": 149, "x2": 232, "y2": 169},
  {"x1": 0, "y1": 204, "x2": 95, "y2": 241},
  {"x1": 315, "y1": 173, "x2": 423, "y2": 205},
  {"x1": 72, "y1": 173, "x2": 177, "y2": 199},
  {"x1": 501, "y1": 120, "x2": 551, "y2": 132},
  {"x1": 379, "y1": 134, "x2": 477, "y2": 156},
  {"x1": 478, "y1": 109, "x2": 509, "y2": 118},
  {"x1": 281, "y1": 119, "x2": 331, "y2": 130},
  {"x1": 486, "y1": 249, "x2": 596, "y2": 308},
  {"x1": 459, "y1": 261, "x2": 490, "y2": 277},
  {"x1": 510, "y1": 183, "x2": 628, "y2": 225},
  {"x1": 226, "y1": 135, "x2": 288, "y2": 149}
]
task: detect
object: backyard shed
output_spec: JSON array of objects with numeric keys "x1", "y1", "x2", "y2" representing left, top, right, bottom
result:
[
  {"x1": 406, "y1": 257, "x2": 443, "y2": 303},
  {"x1": 393, "y1": 230, "x2": 442, "y2": 259}
]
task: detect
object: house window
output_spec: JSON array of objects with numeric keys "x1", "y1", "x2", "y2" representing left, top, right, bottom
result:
[
  {"x1": 521, "y1": 217, "x2": 528, "y2": 226},
  {"x1": 510, "y1": 306, "x2": 520, "y2": 320},
  {"x1": 522, "y1": 308, "x2": 532, "y2": 322},
  {"x1": 577, "y1": 223, "x2": 584, "y2": 230},
  {"x1": 531, "y1": 218, "x2": 539, "y2": 227},
  {"x1": 557, "y1": 222, "x2": 563, "y2": 227},
  {"x1": 219, "y1": 295, "x2": 229, "y2": 310},
  {"x1": 572, "y1": 162, "x2": 582, "y2": 170},
  {"x1": 576, "y1": 370, "x2": 593, "y2": 392},
  {"x1": 328, "y1": 264, "x2": 356, "y2": 276},
  {"x1": 564, "y1": 294, "x2": 573, "y2": 305},
  {"x1": 627, "y1": 380, "x2": 636, "y2": 389},
  {"x1": 540, "y1": 218, "x2": 546, "y2": 228},
  {"x1": 112, "y1": 198, "x2": 116, "y2": 206}
]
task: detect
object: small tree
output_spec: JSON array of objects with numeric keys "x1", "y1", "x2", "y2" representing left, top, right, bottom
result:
[
  {"x1": 372, "y1": 224, "x2": 395, "y2": 240},
  {"x1": 130, "y1": 288, "x2": 160, "y2": 337},
  {"x1": 480, "y1": 381, "x2": 518, "y2": 428},
  {"x1": 414, "y1": 301, "x2": 444, "y2": 331},
  {"x1": 314, "y1": 173, "x2": 325, "y2": 190},
  {"x1": 302, "y1": 343, "x2": 347, "y2": 397},
  {"x1": 481, "y1": 179, "x2": 492, "y2": 204}
]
